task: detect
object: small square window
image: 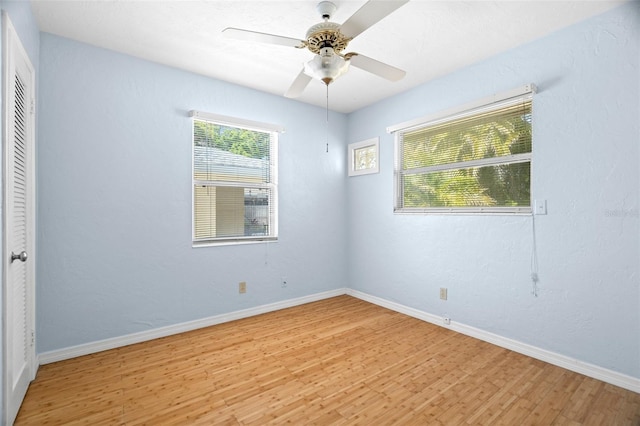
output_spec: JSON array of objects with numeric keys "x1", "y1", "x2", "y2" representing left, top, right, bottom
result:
[{"x1": 348, "y1": 137, "x2": 379, "y2": 177}]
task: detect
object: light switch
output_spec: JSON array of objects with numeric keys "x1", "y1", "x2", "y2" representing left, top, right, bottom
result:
[{"x1": 535, "y1": 199, "x2": 547, "y2": 215}]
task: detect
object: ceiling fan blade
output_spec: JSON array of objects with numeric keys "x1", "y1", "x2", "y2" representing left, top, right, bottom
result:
[
  {"x1": 222, "y1": 28, "x2": 305, "y2": 48},
  {"x1": 339, "y1": 0, "x2": 409, "y2": 39},
  {"x1": 349, "y1": 54, "x2": 406, "y2": 81},
  {"x1": 285, "y1": 70, "x2": 313, "y2": 98}
]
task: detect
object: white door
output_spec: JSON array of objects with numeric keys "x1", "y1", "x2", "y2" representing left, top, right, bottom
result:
[{"x1": 3, "y1": 12, "x2": 36, "y2": 425}]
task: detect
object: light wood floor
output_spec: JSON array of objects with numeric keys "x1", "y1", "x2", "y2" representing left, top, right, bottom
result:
[{"x1": 16, "y1": 296, "x2": 640, "y2": 425}]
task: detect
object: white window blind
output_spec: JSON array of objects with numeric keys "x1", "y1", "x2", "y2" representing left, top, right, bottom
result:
[
  {"x1": 391, "y1": 85, "x2": 535, "y2": 214},
  {"x1": 191, "y1": 111, "x2": 279, "y2": 245}
]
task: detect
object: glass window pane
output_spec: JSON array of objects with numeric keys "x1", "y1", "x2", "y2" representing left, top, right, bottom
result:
[
  {"x1": 402, "y1": 162, "x2": 530, "y2": 208},
  {"x1": 194, "y1": 120, "x2": 271, "y2": 183},
  {"x1": 402, "y1": 101, "x2": 531, "y2": 170},
  {"x1": 194, "y1": 185, "x2": 273, "y2": 240},
  {"x1": 354, "y1": 145, "x2": 377, "y2": 171}
]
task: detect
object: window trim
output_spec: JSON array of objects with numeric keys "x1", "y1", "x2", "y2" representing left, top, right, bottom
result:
[
  {"x1": 348, "y1": 137, "x2": 380, "y2": 177},
  {"x1": 389, "y1": 84, "x2": 536, "y2": 215},
  {"x1": 189, "y1": 110, "x2": 285, "y2": 134},
  {"x1": 190, "y1": 111, "x2": 281, "y2": 246}
]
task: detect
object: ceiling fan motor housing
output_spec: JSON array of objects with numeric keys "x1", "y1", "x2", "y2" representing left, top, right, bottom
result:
[{"x1": 305, "y1": 22, "x2": 350, "y2": 54}]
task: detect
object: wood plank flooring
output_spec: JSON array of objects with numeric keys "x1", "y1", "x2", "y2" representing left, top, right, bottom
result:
[{"x1": 15, "y1": 296, "x2": 640, "y2": 425}]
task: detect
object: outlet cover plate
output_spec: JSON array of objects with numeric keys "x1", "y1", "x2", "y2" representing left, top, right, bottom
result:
[
  {"x1": 439, "y1": 287, "x2": 448, "y2": 300},
  {"x1": 535, "y1": 199, "x2": 547, "y2": 215}
]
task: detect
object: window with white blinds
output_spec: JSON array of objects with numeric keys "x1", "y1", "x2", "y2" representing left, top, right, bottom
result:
[
  {"x1": 191, "y1": 111, "x2": 280, "y2": 245},
  {"x1": 391, "y1": 85, "x2": 535, "y2": 214}
]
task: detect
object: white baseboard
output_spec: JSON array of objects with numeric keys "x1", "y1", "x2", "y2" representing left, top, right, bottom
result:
[
  {"x1": 38, "y1": 288, "x2": 347, "y2": 365},
  {"x1": 347, "y1": 289, "x2": 640, "y2": 394},
  {"x1": 38, "y1": 287, "x2": 639, "y2": 395}
]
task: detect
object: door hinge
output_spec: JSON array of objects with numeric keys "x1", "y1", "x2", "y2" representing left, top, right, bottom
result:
[
  {"x1": 30, "y1": 330, "x2": 35, "y2": 346},
  {"x1": 30, "y1": 98, "x2": 35, "y2": 115}
]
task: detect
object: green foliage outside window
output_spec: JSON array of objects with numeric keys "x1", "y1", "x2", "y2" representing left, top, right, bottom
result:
[{"x1": 194, "y1": 120, "x2": 270, "y2": 160}]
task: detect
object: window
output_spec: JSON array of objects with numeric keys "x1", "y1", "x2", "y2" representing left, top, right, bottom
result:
[
  {"x1": 348, "y1": 137, "x2": 379, "y2": 176},
  {"x1": 389, "y1": 84, "x2": 535, "y2": 214},
  {"x1": 191, "y1": 111, "x2": 282, "y2": 245}
]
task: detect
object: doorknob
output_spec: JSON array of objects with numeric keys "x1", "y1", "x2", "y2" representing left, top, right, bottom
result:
[{"x1": 11, "y1": 251, "x2": 27, "y2": 263}]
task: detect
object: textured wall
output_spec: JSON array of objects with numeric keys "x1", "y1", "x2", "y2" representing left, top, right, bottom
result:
[
  {"x1": 37, "y1": 34, "x2": 348, "y2": 352},
  {"x1": 346, "y1": 2, "x2": 639, "y2": 378}
]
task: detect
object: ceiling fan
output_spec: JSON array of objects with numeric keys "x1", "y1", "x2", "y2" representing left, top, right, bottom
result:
[{"x1": 222, "y1": 0, "x2": 409, "y2": 98}]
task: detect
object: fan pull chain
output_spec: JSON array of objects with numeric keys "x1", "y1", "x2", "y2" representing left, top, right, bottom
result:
[{"x1": 325, "y1": 84, "x2": 329, "y2": 153}]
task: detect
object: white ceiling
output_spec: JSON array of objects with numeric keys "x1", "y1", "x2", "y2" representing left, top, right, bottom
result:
[{"x1": 31, "y1": 0, "x2": 626, "y2": 113}]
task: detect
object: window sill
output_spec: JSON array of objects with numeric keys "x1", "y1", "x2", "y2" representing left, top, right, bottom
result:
[
  {"x1": 192, "y1": 238, "x2": 278, "y2": 248},
  {"x1": 394, "y1": 207, "x2": 532, "y2": 215}
]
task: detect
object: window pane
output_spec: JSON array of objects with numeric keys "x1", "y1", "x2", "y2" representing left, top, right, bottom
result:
[
  {"x1": 194, "y1": 120, "x2": 271, "y2": 183},
  {"x1": 354, "y1": 145, "x2": 377, "y2": 171},
  {"x1": 402, "y1": 101, "x2": 531, "y2": 170},
  {"x1": 402, "y1": 162, "x2": 530, "y2": 208},
  {"x1": 194, "y1": 185, "x2": 273, "y2": 240}
]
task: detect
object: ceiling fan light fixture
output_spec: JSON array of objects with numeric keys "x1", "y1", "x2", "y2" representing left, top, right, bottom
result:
[{"x1": 303, "y1": 47, "x2": 350, "y2": 85}]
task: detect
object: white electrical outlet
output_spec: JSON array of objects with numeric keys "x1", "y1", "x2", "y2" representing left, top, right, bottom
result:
[
  {"x1": 443, "y1": 316, "x2": 451, "y2": 325},
  {"x1": 440, "y1": 287, "x2": 448, "y2": 300}
]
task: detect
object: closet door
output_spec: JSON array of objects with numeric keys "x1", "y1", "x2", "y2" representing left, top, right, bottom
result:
[{"x1": 3, "y1": 12, "x2": 36, "y2": 425}]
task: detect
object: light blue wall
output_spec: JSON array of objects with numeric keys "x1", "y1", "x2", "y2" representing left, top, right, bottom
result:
[
  {"x1": 347, "y1": 2, "x2": 639, "y2": 379},
  {"x1": 37, "y1": 33, "x2": 348, "y2": 353},
  {"x1": 2, "y1": 0, "x2": 39, "y2": 64}
]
